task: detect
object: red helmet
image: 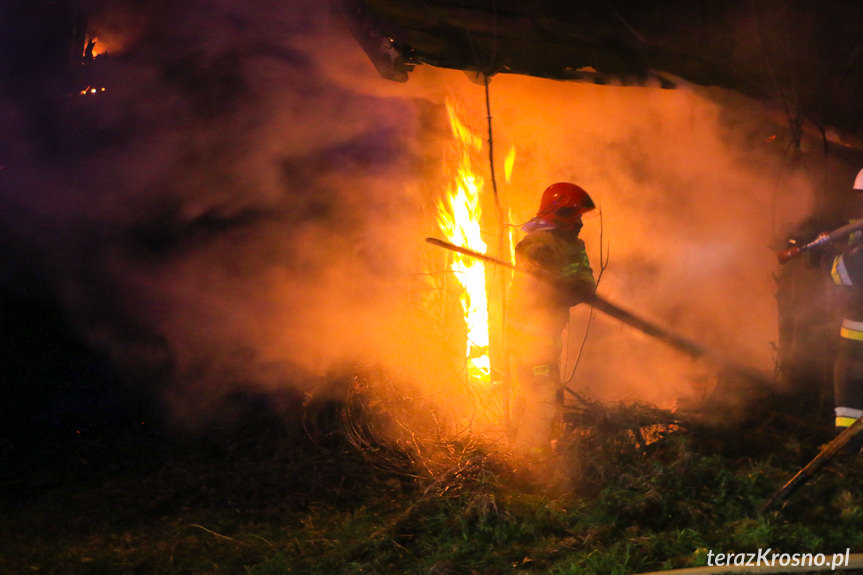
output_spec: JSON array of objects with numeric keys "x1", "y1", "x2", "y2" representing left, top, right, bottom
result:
[{"x1": 536, "y1": 182, "x2": 595, "y2": 227}]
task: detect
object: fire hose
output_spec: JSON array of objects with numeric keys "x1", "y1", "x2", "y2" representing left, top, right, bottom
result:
[
  {"x1": 760, "y1": 415, "x2": 863, "y2": 512},
  {"x1": 426, "y1": 237, "x2": 772, "y2": 387},
  {"x1": 776, "y1": 219, "x2": 863, "y2": 264}
]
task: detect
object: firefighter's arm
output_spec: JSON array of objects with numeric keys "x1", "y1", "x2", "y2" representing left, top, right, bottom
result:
[
  {"x1": 516, "y1": 243, "x2": 573, "y2": 302},
  {"x1": 516, "y1": 239, "x2": 595, "y2": 305},
  {"x1": 559, "y1": 247, "x2": 596, "y2": 306},
  {"x1": 560, "y1": 274, "x2": 596, "y2": 306},
  {"x1": 544, "y1": 260, "x2": 595, "y2": 307},
  {"x1": 833, "y1": 244, "x2": 863, "y2": 286}
]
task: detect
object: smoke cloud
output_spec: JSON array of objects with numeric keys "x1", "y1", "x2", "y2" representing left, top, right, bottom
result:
[
  {"x1": 398, "y1": 70, "x2": 824, "y2": 414},
  {"x1": 0, "y1": 0, "x2": 845, "y2": 430}
]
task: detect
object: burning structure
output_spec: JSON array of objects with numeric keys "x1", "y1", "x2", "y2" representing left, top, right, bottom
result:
[
  {"x1": 342, "y1": 0, "x2": 863, "y2": 429},
  {"x1": 3, "y1": 0, "x2": 863, "y2": 447}
]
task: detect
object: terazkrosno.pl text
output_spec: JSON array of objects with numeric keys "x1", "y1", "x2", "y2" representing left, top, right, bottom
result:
[{"x1": 706, "y1": 549, "x2": 850, "y2": 570}]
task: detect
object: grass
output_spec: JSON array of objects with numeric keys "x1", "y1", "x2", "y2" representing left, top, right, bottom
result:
[{"x1": 3, "y1": 386, "x2": 863, "y2": 575}]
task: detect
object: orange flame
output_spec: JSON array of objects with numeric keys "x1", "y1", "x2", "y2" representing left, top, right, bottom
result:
[
  {"x1": 436, "y1": 99, "x2": 491, "y2": 382},
  {"x1": 84, "y1": 36, "x2": 111, "y2": 58}
]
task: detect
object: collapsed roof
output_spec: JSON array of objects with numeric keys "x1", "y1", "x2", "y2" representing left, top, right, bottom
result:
[{"x1": 342, "y1": 0, "x2": 863, "y2": 149}]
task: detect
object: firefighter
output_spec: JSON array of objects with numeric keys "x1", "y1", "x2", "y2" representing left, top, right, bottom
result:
[
  {"x1": 831, "y1": 168, "x2": 863, "y2": 449},
  {"x1": 507, "y1": 182, "x2": 596, "y2": 453}
]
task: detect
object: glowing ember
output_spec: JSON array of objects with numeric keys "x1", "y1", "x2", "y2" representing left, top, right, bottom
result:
[
  {"x1": 79, "y1": 86, "x2": 107, "y2": 96},
  {"x1": 436, "y1": 99, "x2": 491, "y2": 382}
]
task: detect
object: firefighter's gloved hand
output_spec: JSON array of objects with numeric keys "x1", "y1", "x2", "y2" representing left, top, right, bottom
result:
[{"x1": 564, "y1": 283, "x2": 596, "y2": 306}]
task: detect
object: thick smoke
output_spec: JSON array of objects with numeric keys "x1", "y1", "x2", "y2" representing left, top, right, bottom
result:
[
  {"x1": 400, "y1": 71, "x2": 824, "y2": 412},
  {"x1": 2, "y1": 0, "x2": 433, "y2": 419},
  {"x1": 0, "y1": 0, "x2": 842, "y2": 429}
]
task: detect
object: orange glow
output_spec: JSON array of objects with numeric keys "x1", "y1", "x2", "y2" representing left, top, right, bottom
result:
[
  {"x1": 504, "y1": 146, "x2": 517, "y2": 266},
  {"x1": 84, "y1": 37, "x2": 110, "y2": 58},
  {"x1": 84, "y1": 31, "x2": 131, "y2": 58},
  {"x1": 436, "y1": 99, "x2": 491, "y2": 382},
  {"x1": 504, "y1": 145, "x2": 517, "y2": 183}
]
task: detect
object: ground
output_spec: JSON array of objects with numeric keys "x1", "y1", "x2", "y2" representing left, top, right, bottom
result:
[{"x1": 3, "y1": 382, "x2": 863, "y2": 575}]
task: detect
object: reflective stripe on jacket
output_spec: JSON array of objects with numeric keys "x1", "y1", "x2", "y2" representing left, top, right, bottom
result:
[
  {"x1": 832, "y1": 244, "x2": 863, "y2": 339},
  {"x1": 833, "y1": 255, "x2": 853, "y2": 286},
  {"x1": 841, "y1": 318, "x2": 863, "y2": 341}
]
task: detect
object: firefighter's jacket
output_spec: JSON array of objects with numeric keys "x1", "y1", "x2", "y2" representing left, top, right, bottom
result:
[
  {"x1": 830, "y1": 238, "x2": 863, "y2": 427},
  {"x1": 832, "y1": 244, "x2": 863, "y2": 340},
  {"x1": 507, "y1": 228, "x2": 595, "y2": 362}
]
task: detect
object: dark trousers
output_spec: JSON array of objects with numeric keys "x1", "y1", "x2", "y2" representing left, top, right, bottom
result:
[{"x1": 834, "y1": 337, "x2": 863, "y2": 427}]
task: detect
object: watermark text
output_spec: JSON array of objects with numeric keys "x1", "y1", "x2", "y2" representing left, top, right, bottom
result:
[{"x1": 706, "y1": 548, "x2": 851, "y2": 570}]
